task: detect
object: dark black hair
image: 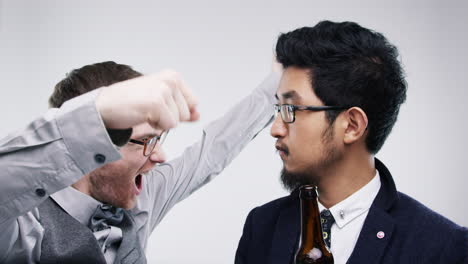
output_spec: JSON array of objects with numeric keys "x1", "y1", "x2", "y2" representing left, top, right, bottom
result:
[
  {"x1": 276, "y1": 20, "x2": 407, "y2": 154},
  {"x1": 49, "y1": 61, "x2": 142, "y2": 108}
]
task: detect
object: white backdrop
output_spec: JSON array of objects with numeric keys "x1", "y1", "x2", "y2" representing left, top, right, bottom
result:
[{"x1": 1, "y1": 0, "x2": 467, "y2": 263}]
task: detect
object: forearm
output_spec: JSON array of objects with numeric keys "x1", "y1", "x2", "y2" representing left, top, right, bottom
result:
[
  {"x1": 201, "y1": 72, "x2": 279, "y2": 174},
  {"x1": 145, "y1": 72, "x2": 280, "y2": 229},
  {"x1": 0, "y1": 89, "x2": 121, "y2": 226}
]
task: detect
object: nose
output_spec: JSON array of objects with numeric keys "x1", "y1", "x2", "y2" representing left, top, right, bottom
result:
[
  {"x1": 148, "y1": 145, "x2": 167, "y2": 164},
  {"x1": 270, "y1": 114, "x2": 288, "y2": 139}
]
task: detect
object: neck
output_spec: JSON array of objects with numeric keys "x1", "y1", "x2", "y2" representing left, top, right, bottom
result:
[{"x1": 317, "y1": 149, "x2": 375, "y2": 209}]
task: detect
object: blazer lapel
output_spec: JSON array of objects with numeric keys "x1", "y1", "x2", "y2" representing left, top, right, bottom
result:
[
  {"x1": 269, "y1": 197, "x2": 301, "y2": 264},
  {"x1": 347, "y1": 158, "x2": 398, "y2": 264},
  {"x1": 347, "y1": 206, "x2": 395, "y2": 264}
]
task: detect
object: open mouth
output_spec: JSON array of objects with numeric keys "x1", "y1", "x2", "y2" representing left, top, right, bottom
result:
[{"x1": 134, "y1": 174, "x2": 143, "y2": 195}]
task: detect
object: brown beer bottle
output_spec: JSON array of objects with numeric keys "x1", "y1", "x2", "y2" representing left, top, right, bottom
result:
[{"x1": 293, "y1": 185, "x2": 334, "y2": 264}]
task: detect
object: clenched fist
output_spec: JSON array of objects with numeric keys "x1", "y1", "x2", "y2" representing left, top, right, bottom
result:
[{"x1": 96, "y1": 70, "x2": 200, "y2": 131}]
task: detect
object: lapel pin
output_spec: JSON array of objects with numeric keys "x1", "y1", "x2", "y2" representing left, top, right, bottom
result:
[{"x1": 377, "y1": 231, "x2": 385, "y2": 239}]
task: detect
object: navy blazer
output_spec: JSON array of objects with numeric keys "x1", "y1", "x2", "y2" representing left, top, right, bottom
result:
[{"x1": 235, "y1": 159, "x2": 467, "y2": 264}]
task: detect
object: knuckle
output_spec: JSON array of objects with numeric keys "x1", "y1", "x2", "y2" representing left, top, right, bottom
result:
[
  {"x1": 157, "y1": 82, "x2": 171, "y2": 96},
  {"x1": 163, "y1": 69, "x2": 179, "y2": 77},
  {"x1": 160, "y1": 69, "x2": 182, "y2": 87}
]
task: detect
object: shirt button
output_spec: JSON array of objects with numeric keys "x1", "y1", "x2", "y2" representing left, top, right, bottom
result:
[
  {"x1": 35, "y1": 188, "x2": 46, "y2": 197},
  {"x1": 94, "y1": 154, "x2": 106, "y2": 163}
]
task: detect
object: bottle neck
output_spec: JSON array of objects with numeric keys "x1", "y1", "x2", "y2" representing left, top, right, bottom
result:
[
  {"x1": 295, "y1": 185, "x2": 334, "y2": 263},
  {"x1": 299, "y1": 192, "x2": 324, "y2": 249}
]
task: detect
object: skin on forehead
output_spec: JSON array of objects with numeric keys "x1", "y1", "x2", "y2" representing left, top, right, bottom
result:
[
  {"x1": 276, "y1": 67, "x2": 325, "y2": 106},
  {"x1": 131, "y1": 123, "x2": 163, "y2": 140}
]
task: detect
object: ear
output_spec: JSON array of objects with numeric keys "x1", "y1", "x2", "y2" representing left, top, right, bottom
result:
[{"x1": 343, "y1": 107, "x2": 368, "y2": 145}]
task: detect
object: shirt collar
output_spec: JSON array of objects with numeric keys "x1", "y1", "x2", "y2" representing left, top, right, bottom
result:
[
  {"x1": 50, "y1": 186, "x2": 102, "y2": 226},
  {"x1": 318, "y1": 169, "x2": 381, "y2": 229}
]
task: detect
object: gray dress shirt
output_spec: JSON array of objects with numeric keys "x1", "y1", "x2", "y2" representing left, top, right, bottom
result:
[{"x1": 0, "y1": 73, "x2": 280, "y2": 263}]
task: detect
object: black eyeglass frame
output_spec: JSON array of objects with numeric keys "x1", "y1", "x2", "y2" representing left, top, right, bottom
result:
[
  {"x1": 129, "y1": 130, "x2": 169, "y2": 156},
  {"x1": 274, "y1": 104, "x2": 349, "y2": 123}
]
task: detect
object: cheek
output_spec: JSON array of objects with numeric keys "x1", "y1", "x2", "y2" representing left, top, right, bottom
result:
[
  {"x1": 92, "y1": 162, "x2": 130, "y2": 185},
  {"x1": 92, "y1": 161, "x2": 137, "y2": 194},
  {"x1": 120, "y1": 145, "x2": 139, "y2": 160},
  {"x1": 287, "y1": 123, "x2": 335, "y2": 172},
  {"x1": 290, "y1": 122, "x2": 325, "y2": 154},
  {"x1": 90, "y1": 164, "x2": 136, "y2": 207},
  {"x1": 119, "y1": 147, "x2": 148, "y2": 170}
]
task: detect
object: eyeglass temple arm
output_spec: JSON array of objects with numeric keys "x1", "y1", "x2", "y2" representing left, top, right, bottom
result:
[{"x1": 294, "y1": 105, "x2": 348, "y2": 111}]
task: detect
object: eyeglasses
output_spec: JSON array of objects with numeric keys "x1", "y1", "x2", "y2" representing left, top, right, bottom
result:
[
  {"x1": 274, "y1": 104, "x2": 348, "y2": 123},
  {"x1": 129, "y1": 130, "x2": 169, "y2": 156}
]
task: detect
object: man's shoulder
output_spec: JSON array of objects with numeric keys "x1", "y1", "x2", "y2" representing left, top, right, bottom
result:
[
  {"x1": 392, "y1": 192, "x2": 463, "y2": 229},
  {"x1": 378, "y1": 192, "x2": 467, "y2": 261},
  {"x1": 242, "y1": 194, "x2": 292, "y2": 225},
  {"x1": 251, "y1": 193, "x2": 296, "y2": 215},
  {"x1": 388, "y1": 191, "x2": 466, "y2": 246},
  {"x1": 242, "y1": 193, "x2": 298, "y2": 241}
]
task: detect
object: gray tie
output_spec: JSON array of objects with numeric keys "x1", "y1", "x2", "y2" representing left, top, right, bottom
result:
[
  {"x1": 89, "y1": 204, "x2": 124, "y2": 231},
  {"x1": 320, "y1": 209, "x2": 335, "y2": 249},
  {"x1": 89, "y1": 204, "x2": 146, "y2": 264}
]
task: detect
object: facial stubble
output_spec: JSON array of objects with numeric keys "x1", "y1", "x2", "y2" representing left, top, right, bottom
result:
[{"x1": 280, "y1": 122, "x2": 342, "y2": 192}]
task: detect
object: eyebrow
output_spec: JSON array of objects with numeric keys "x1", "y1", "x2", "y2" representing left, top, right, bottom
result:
[{"x1": 275, "y1": 90, "x2": 301, "y2": 101}]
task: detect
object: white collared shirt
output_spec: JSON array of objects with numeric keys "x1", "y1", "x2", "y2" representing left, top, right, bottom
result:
[{"x1": 318, "y1": 170, "x2": 381, "y2": 264}]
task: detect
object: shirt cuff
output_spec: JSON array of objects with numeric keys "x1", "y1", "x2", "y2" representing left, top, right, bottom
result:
[
  {"x1": 256, "y1": 71, "x2": 281, "y2": 105},
  {"x1": 55, "y1": 89, "x2": 122, "y2": 175}
]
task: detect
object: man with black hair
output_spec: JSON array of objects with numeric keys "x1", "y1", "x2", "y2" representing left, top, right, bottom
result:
[
  {"x1": 0, "y1": 62, "x2": 280, "y2": 263},
  {"x1": 235, "y1": 21, "x2": 467, "y2": 264}
]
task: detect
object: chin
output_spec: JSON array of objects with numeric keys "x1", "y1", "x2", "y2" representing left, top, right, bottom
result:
[
  {"x1": 280, "y1": 165, "x2": 320, "y2": 192},
  {"x1": 126, "y1": 201, "x2": 137, "y2": 210},
  {"x1": 104, "y1": 194, "x2": 136, "y2": 210},
  {"x1": 120, "y1": 197, "x2": 137, "y2": 210}
]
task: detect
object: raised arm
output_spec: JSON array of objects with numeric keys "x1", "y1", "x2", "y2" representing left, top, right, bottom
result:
[
  {"x1": 141, "y1": 72, "x2": 281, "y2": 230},
  {"x1": 0, "y1": 70, "x2": 198, "y2": 260}
]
